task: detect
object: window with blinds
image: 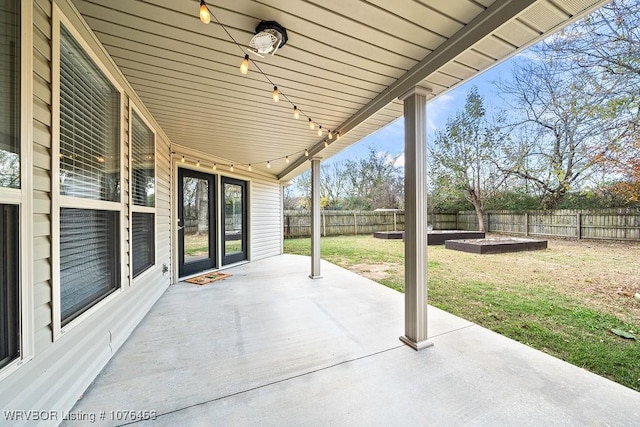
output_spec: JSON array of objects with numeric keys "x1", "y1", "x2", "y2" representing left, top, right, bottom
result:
[
  {"x1": 0, "y1": 204, "x2": 19, "y2": 369},
  {"x1": 0, "y1": 0, "x2": 20, "y2": 189},
  {"x1": 132, "y1": 212, "x2": 154, "y2": 277},
  {"x1": 59, "y1": 26, "x2": 120, "y2": 202},
  {"x1": 60, "y1": 208, "x2": 120, "y2": 325},
  {"x1": 131, "y1": 109, "x2": 155, "y2": 278},
  {"x1": 131, "y1": 110, "x2": 155, "y2": 207},
  {"x1": 58, "y1": 25, "x2": 122, "y2": 325}
]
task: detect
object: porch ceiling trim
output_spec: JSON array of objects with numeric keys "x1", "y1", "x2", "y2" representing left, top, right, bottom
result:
[{"x1": 277, "y1": 0, "x2": 536, "y2": 179}]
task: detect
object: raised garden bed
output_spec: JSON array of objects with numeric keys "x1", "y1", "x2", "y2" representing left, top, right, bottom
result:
[
  {"x1": 373, "y1": 230, "x2": 486, "y2": 244},
  {"x1": 373, "y1": 231, "x2": 404, "y2": 239},
  {"x1": 445, "y1": 237, "x2": 548, "y2": 254},
  {"x1": 427, "y1": 230, "x2": 485, "y2": 245}
]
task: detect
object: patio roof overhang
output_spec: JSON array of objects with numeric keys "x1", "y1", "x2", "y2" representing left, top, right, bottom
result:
[{"x1": 71, "y1": 0, "x2": 608, "y2": 182}]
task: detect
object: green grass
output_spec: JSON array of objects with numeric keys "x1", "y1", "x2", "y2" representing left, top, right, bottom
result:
[{"x1": 284, "y1": 235, "x2": 640, "y2": 391}]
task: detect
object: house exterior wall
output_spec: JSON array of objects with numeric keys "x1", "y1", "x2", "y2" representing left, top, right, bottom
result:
[{"x1": 0, "y1": 0, "x2": 283, "y2": 419}]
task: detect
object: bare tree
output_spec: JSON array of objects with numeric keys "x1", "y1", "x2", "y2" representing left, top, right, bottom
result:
[{"x1": 496, "y1": 44, "x2": 636, "y2": 209}]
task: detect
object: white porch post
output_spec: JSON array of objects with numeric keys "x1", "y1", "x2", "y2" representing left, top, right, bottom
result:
[
  {"x1": 310, "y1": 157, "x2": 322, "y2": 279},
  {"x1": 399, "y1": 86, "x2": 433, "y2": 351}
]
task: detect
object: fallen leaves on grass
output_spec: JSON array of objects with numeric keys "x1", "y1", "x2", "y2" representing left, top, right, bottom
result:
[{"x1": 610, "y1": 328, "x2": 637, "y2": 340}]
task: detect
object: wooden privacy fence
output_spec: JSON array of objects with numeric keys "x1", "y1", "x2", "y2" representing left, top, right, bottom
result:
[
  {"x1": 284, "y1": 210, "x2": 405, "y2": 238},
  {"x1": 285, "y1": 209, "x2": 640, "y2": 241},
  {"x1": 442, "y1": 208, "x2": 640, "y2": 242}
]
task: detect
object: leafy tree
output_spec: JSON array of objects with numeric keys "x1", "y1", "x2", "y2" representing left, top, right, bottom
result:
[{"x1": 430, "y1": 87, "x2": 506, "y2": 231}]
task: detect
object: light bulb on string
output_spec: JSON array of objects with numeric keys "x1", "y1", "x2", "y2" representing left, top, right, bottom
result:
[
  {"x1": 213, "y1": 163, "x2": 217, "y2": 171},
  {"x1": 272, "y1": 86, "x2": 279, "y2": 103},
  {"x1": 324, "y1": 140, "x2": 329, "y2": 148},
  {"x1": 199, "y1": 0, "x2": 211, "y2": 24},
  {"x1": 285, "y1": 156, "x2": 290, "y2": 164},
  {"x1": 267, "y1": 161, "x2": 271, "y2": 169},
  {"x1": 293, "y1": 106, "x2": 299, "y2": 119},
  {"x1": 337, "y1": 132, "x2": 341, "y2": 141},
  {"x1": 309, "y1": 118, "x2": 314, "y2": 130},
  {"x1": 240, "y1": 54, "x2": 249, "y2": 75},
  {"x1": 230, "y1": 164, "x2": 234, "y2": 172},
  {"x1": 328, "y1": 130, "x2": 333, "y2": 140},
  {"x1": 317, "y1": 126, "x2": 323, "y2": 137},
  {"x1": 248, "y1": 164, "x2": 252, "y2": 172},
  {"x1": 304, "y1": 149, "x2": 309, "y2": 157},
  {"x1": 181, "y1": 156, "x2": 185, "y2": 163},
  {"x1": 196, "y1": 160, "x2": 200, "y2": 167}
]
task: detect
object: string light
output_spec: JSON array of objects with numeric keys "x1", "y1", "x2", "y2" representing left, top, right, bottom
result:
[
  {"x1": 304, "y1": 149, "x2": 309, "y2": 157},
  {"x1": 248, "y1": 164, "x2": 252, "y2": 171},
  {"x1": 195, "y1": 3, "x2": 348, "y2": 169},
  {"x1": 196, "y1": 160, "x2": 200, "y2": 167},
  {"x1": 240, "y1": 54, "x2": 249, "y2": 75},
  {"x1": 199, "y1": 1, "x2": 211, "y2": 24},
  {"x1": 181, "y1": 156, "x2": 185, "y2": 163},
  {"x1": 213, "y1": 163, "x2": 217, "y2": 170},
  {"x1": 230, "y1": 164, "x2": 234, "y2": 172},
  {"x1": 267, "y1": 161, "x2": 271, "y2": 168},
  {"x1": 324, "y1": 140, "x2": 329, "y2": 148}
]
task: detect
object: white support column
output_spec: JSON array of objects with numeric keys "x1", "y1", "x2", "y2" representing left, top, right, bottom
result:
[
  {"x1": 310, "y1": 157, "x2": 323, "y2": 279},
  {"x1": 399, "y1": 86, "x2": 433, "y2": 351}
]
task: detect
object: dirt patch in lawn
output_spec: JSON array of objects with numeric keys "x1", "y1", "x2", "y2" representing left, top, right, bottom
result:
[{"x1": 350, "y1": 262, "x2": 402, "y2": 282}]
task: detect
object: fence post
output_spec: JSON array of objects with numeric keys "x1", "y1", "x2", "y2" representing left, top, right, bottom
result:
[
  {"x1": 322, "y1": 212, "x2": 326, "y2": 237},
  {"x1": 576, "y1": 213, "x2": 582, "y2": 240},
  {"x1": 354, "y1": 212, "x2": 358, "y2": 235},
  {"x1": 393, "y1": 212, "x2": 397, "y2": 231},
  {"x1": 455, "y1": 212, "x2": 459, "y2": 230},
  {"x1": 524, "y1": 212, "x2": 528, "y2": 237}
]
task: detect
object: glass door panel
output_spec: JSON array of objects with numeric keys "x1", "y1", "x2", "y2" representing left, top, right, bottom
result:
[
  {"x1": 222, "y1": 178, "x2": 247, "y2": 265},
  {"x1": 178, "y1": 168, "x2": 216, "y2": 276}
]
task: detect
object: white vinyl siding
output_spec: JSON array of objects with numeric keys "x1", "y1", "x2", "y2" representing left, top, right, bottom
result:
[
  {"x1": 250, "y1": 177, "x2": 282, "y2": 261},
  {"x1": 0, "y1": 0, "x2": 170, "y2": 415}
]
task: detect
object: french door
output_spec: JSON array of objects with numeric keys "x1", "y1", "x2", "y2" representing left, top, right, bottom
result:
[
  {"x1": 178, "y1": 168, "x2": 216, "y2": 277},
  {"x1": 221, "y1": 177, "x2": 248, "y2": 265}
]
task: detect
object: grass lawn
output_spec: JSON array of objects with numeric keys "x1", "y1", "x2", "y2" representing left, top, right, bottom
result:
[{"x1": 284, "y1": 235, "x2": 640, "y2": 391}]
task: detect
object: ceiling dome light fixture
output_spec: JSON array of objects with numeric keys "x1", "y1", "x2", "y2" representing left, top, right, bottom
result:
[
  {"x1": 199, "y1": 0, "x2": 211, "y2": 24},
  {"x1": 247, "y1": 21, "x2": 288, "y2": 57}
]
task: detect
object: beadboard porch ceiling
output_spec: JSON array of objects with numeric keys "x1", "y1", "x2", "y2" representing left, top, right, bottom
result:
[{"x1": 71, "y1": 0, "x2": 608, "y2": 181}]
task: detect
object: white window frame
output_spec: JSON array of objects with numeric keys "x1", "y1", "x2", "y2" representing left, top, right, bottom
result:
[
  {"x1": 129, "y1": 103, "x2": 157, "y2": 284},
  {"x1": 51, "y1": 5, "x2": 125, "y2": 339},
  {"x1": 0, "y1": 0, "x2": 34, "y2": 381}
]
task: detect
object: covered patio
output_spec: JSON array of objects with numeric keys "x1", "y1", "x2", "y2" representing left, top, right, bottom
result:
[{"x1": 66, "y1": 255, "x2": 640, "y2": 426}]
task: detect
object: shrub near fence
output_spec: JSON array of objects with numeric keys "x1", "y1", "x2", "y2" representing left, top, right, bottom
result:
[
  {"x1": 284, "y1": 210, "x2": 405, "y2": 238},
  {"x1": 447, "y1": 208, "x2": 640, "y2": 242}
]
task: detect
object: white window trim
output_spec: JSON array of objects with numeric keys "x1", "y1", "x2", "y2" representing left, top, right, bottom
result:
[
  {"x1": 129, "y1": 102, "x2": 157, "y2": 284},
  {"x1": 51, "y1": 5, "x2": 126, "y2": 340},
  {"x1": 0, "y1": 0, "x2": 34, "y2": 381}
]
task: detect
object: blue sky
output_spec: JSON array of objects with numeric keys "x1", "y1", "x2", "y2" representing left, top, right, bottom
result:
[{"x1": 328, "y1": 57, "x2": 517, "y2": 166}]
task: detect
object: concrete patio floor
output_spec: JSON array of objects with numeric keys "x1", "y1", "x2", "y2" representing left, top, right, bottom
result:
[{"x1": 66, "y1": 254, "x2": 639, "y2": 426}]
